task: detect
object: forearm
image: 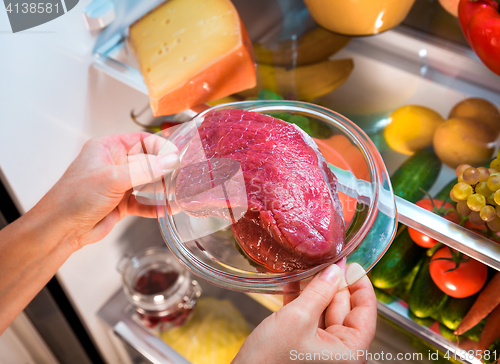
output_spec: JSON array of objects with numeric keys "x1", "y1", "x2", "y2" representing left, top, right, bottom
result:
[
  {"x1": 0, "y1": 202, "x2": 77, "y2": 333},
  {"x1": 0, "y1": 132, "x2": 175, "y2": 333}
]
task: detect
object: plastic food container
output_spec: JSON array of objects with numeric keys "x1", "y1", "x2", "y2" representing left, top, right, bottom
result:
[
  {"x1": 303, "y1": 0, "x2": 416, "y2": 36},
  {"x1": 117, "y1": 247, "x2": 201, "y2": 332},
  {"x1": 155, "y1": 100, "x2": 397, "y2": 294}
]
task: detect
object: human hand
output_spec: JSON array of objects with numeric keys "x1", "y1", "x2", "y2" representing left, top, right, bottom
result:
[
  {"x1": 35, "y1": 132, "x2": 179, "y2": 250},
  {"x1": 233, "y1": 263, "x2": 377, "y2": 364},
  {"x1": 0, "y1": 131, "x2": 181, "y2": 333}
]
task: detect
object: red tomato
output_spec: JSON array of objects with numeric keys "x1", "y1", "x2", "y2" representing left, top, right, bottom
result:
[
  {"x1": 463, "y1": 222, "x2": 500, "y2": 245},
  {"x1": 408, "y1": 199, "x2": 459, "y2": 248},
  {"x1": 430, "y1": 247, "x2": 487, "y2": 298},
  {"x1": 464, "y1": 220, "x2": 487, "y2": 231}
]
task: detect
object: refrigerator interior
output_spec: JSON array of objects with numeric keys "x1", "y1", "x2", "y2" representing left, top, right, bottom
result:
[{"x1": 1, "y1": 0, "x2": 500, "y2": 363}]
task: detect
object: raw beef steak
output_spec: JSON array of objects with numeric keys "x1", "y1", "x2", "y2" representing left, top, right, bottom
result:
[{"x1": 176, "y1": 109, "x2": 345, "y2": 271}]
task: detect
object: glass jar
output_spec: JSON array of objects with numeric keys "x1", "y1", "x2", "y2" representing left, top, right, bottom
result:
[
  {"x1": 117, "y1": 246, "x2": 201, "y2": 332},
  {"x1": 303, "y1": 0, "x2": 417, "y2": 36}
]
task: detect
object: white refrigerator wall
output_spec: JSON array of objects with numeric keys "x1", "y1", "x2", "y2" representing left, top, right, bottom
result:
[{"x1": 0, "y1": 1, "x2": 153, "y2": 362}]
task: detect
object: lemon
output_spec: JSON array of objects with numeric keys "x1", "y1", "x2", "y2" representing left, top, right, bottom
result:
[{"x1": 384, "y1": 105, "x2": 445, "y2": 155}]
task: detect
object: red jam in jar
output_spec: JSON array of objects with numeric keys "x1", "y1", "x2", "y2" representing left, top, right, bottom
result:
[
  {"x1": 136, "y1": 304, "x2": 196, "y2": 330},
  {"x1": 118, "y1": 247, "x2": 201, "y2": 332},
  {"x1": 134, "y1": 269, "x2": 179, "y2": 295}
]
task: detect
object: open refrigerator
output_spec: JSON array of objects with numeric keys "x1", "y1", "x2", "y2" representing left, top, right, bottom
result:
[{"x1": 1, "y1": 0, "x2": 500, "y2": 363}]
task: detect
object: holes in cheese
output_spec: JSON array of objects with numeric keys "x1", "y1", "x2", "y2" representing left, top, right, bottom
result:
[{"x1": 129, "y1": 0, "x2": 256, "y2": 116}]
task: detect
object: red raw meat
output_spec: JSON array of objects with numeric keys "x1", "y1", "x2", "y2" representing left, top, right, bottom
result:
[{"x1": 176, "y1": 109, "x2": 345, "y2": 271}]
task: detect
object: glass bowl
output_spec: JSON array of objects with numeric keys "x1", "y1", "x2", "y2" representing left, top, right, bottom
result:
[{"x1": 156, "y1": 101, "x2": 397, "y2": 294}]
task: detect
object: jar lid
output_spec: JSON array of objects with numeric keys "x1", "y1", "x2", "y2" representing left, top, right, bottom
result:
[{"x1": 117, "y1": 246, "x2": 198, "y2": 313}]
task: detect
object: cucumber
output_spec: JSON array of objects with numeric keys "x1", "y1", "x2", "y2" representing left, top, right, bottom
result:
[
  {"x1": 266, "y1": 101, "x2": 333, "y2": 139},
  {"x1": 430, "y1": 310, "x2": 442, "y2": 322},
  {"x1": 463, "y1": 319, "x2": 486, "y2": 342},
  {"x1": 309, "y1": 117, "x2": 333, "y2": 139},
  {"x1": 392, "y1": 257, "x2": 424, "y2": 302},
  {"x1": 370, "y1": 150, "x2": 442, "y2": 288},
  {"x1": 391, "y1": 149, "x2": 442, "y2": 203},
  {"x1": 374, "y1": 287, "x2": 396, "y2": 304},
  {"x1": 409, "y1": 257, "x2": 449, "y2": 318},
  {"x1": 408, "y1": 310, "x2": 435, "y2": 328},
  {"x1": 440, "y1": 295, "x2": 477, "y2": 331},
  {"x1": 371, "y1": 228, "x2": 425, "y2": 289},
  {"x1": 258, "y1": 89, "x2": 284, "y2": 100},
  {"x1": 434, "y1": 179, "x2": 458, "y2": 203},
  {"x1": 267, "y1": 112, "x2": 313, "y2": 136},
  {"x1": 439, "y1": 323, "x2": 461, "y2": 342},
  {"x1": 483, "y1": 337, "x2": 500, "y2": 364}
]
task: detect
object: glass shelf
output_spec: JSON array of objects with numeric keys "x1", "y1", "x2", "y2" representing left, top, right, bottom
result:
[{"x1": 378, "y1": 299, "x2": 483, "y2": 364}]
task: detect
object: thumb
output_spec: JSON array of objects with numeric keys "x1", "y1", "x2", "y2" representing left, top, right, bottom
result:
[
  {"x1": 290, "y1": 264, "x2": 342, "y2": 320},
  {"x1": 112, "y1": 153, "x2": 180, "y2": 192},
  {"x1": 83, "y1": 207, "x2": 121, "y2": 245}
]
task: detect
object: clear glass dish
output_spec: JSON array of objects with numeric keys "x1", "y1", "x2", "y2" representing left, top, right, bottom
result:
[{"x1": 156, "y1": 101, "x2": 397, "y2": 294}]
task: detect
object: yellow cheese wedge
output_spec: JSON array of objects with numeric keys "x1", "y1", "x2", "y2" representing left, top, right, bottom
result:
[{"x1": 129, "y1": 0, "x2": 256, "y2": 116}]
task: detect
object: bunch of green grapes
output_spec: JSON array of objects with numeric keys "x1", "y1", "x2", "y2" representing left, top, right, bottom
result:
[{"x1": 451, "y1": 154, "x2": 500, "y2": 231}]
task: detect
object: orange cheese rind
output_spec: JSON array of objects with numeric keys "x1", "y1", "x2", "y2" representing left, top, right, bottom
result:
[{"x1": 129, "y1": 0, "x2": 256, "y2": 116}]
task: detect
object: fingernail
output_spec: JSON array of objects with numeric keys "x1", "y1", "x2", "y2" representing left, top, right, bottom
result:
[
  {"x1": 338, "y1": 275, "x2": 348, "y2": 291},
  {"x1": 158, "y1": 141, "x2": 179, "y2": 156},
  {"x1": 158, "y1": 154, "x2": 179, "y2": 170},
  {"x1": 319, "y1": 264, "x2": 341, "y2": 282},
  {"x1": 345, "y1": 263, "x2": 366, "y2": 286}
]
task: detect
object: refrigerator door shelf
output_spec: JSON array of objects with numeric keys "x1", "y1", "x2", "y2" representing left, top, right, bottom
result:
[
  {"x1": 377, "y1": 300, "x2": 482, "y2": 364},
  {"x1": 82, "y1": 0, "x2": 116, "y2": 32},
  {"x1": 98, "y1": 289, "x2": 188, "y2": 364},
  {"x1": 97, "y1": 278, "x2": 273, "y2": 364},
  {"x1": 100, "y1": 277, "x2": 477, "y2": 364}
]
